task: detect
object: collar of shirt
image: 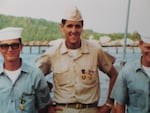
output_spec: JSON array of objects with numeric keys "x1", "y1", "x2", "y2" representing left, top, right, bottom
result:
[
  {"x1": 60, "y1": 39, "x2": 89, "y2": 54},
  {"x1": 135, "y1": 56, "x2": 150, "y2": 78},
  {"x1": 142, "y1": 65, "x2": 150, "y2": 78},
  {"x1": 0, "y1": 59, "x2": 30, "y2": 75}
]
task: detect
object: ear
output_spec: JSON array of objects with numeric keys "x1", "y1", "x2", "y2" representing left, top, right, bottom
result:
[
  {"x1": 138, "y1": 40, "x2": 143, "y2": 48},
  {"x1": 60, "y1": 24, "x2": 64, "y2": 32},
  {"x1": 60, "y1": 23, "x2": 64, "y2": 28},
  {"x1": 20, "y1": 44, "x2": 23, "y2": 51}
]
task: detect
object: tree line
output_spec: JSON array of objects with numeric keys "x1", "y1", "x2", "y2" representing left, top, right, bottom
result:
[{"x1": 0, "y1": 14, "x2": 140, "y2": 43}]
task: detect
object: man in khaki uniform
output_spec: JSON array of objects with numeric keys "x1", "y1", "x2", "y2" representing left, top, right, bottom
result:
[{"x1": 36, "y1": 6, "x2": 118, "y2": 113}]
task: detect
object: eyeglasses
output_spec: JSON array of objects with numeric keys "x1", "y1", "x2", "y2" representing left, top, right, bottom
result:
[{"x1": 0, "y1": 43, "x2": 21, "y2": 50}]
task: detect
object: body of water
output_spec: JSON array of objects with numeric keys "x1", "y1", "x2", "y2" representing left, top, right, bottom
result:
[
  {"x1": 0, "y1": 46, "x2": 140, "y2": 65},
  {"x1": 20, "y1": 46, "x2": 141, "y2": 65}
]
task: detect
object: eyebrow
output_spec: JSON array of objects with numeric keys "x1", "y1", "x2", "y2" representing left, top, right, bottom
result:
[{"x1": 66, "y1": 24, "x2": 82, "y2": 28}]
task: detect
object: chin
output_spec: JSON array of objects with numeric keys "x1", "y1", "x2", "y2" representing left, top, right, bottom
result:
[
  {"x1": 70, "y1": 41, "x2": 78, "y2": 44},
  {"x1": 6, "y1": 57, "x2": 18, "y2": 62}
]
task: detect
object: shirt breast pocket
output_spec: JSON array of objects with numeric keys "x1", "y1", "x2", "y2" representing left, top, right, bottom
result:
[
  {"x1": 53, "y1": 64, "x2": 71, "y2": 86},
  {"x1": 18, "y1": 92, "x2": 35, "y2": 113},
  {"x1": 129, "y1": 89, "x2": 145, "y2": 108},
  {"x1": 20, "y1": 92, "x2": 36, "y2": 113}
]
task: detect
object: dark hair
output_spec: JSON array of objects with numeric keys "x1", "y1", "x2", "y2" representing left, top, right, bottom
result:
[
  {"x1": 61, "y1": 19, "x2": 84, "y2": 26},
  {"x1": 18, "y1": 38, "x2": 23, "y2": 45}
]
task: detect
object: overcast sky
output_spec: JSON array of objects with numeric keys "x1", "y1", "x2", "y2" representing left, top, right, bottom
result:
[{"x1": 0, "y1": 0, "x2": 150, "y2": 35}]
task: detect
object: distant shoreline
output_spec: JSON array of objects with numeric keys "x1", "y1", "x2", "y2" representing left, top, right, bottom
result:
[{"x1": 23, "y1": 40, "x2": 138, "y2": 47}]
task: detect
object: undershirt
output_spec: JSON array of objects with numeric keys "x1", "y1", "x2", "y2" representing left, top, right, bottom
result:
[
  {"x1": 4, "y1": 68, "x2": 21, "y2": 83},
  {"x1": 68, "y1": 48, "x2": 80, "y2": 57},
  {"x1": 142, "y1": 65, "x2": 150, "y2": 78}
]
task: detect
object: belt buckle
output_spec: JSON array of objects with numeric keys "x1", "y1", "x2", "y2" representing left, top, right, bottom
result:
[{"x1": 75, "y1": 103, "x2": 82, "y2": 109}]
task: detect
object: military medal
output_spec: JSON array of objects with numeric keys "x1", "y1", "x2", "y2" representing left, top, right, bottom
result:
[
  {"x1": 19, "y1": 104, "x2": 24, "y2": 110},
  {"x1": 87, "y1": 74, "x2": 92, "y2": 80},
  {"x1": 81, "y1": 69, "x2": 86, "y2": 80},
  {"x1": 81, "y1": 75, "x2": 86, "y2": 80},
  {"x1": 87, "y1": 70, "x2": 94, "y2": 80},
  {"x1": 19, "y1": 96, "x2": 25, "y2": 111}
]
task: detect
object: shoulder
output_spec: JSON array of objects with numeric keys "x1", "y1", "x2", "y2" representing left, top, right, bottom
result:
[
  {"x1": 86, "y1": 40, "x2": 114, "y2": 58},
  {"x1": 49, "y1": 38, "x2": 64, "y2": 47},
  {"x1": 121, "y1": 60, "x2": 139, "y2": 72},
  {"x1": 86, "y1": 39, "x2": 102, "y2": 48},
  {"x1": 119, "y1": 60, "x2": 139, "y2": 79},
  {"x1": 22, "y1": 61, "x2": 43, "y2": 76},
  {"x1": 21, "y1": 61, "x2": 48, "y2": 90},
  {"x1": 85, "y1": 39, "x2": 104, "y2": 53},
  {"x1": 45, "y1": 39, "x2": 64, "y2": 55}
]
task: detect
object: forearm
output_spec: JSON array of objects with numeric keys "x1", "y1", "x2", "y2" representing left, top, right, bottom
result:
[
  {"x1": 115, "y1": 102, "x2": 126, "y2": 113},
  {"x1": 106, "y1": 66, "x2": 118, "y2": 104},
  {"x1": 38, "y1": 105, "x2": 49, "y2": 113}
]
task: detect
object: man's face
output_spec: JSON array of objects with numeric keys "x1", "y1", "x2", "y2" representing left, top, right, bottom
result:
[
  {"x1": 61, "y1": 20, "x2": 83, "y2": 46},
  {"x1": 139, "y1": 40, "x2": 150, "y2": 65},
  {"x1": 0, "y1": 39, "x2": 22, "y2": 62}
]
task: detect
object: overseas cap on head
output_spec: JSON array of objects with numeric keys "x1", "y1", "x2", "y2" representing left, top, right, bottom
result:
[
  {"x1": 62, "y1": 6, "x2": 83, "y2": 21},
  {"x1": 0, "y1": 27, "x2": 23, "y2": 41},
  {"x1": 141, "y1": 35, "x2": 150, "y2": 44}
]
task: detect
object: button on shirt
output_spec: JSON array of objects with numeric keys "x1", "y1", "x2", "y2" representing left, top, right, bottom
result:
[
  {"x1": 36, "y1": 39, "x2": 114, "y2": 104},
  {"x1": 0, "y1": 60, "x2": 50, "y2": 113},
  {"x1": 111, "y1": 57, "x2": 150, "y2": 113}
]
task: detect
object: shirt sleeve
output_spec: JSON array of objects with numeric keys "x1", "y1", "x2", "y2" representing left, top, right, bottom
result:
[
  {"x1": 111, "y1": 69, "x2": 128, "y2": 105},
  {"x1": 98, "y1": 49, "x2": 115, "y2": 73},
  {"x1": 35, "y1": 54, "x2": 51, "y2": 75},
  {"x1": 103, "y1": 51, "x2": 115, "y2": 64},
  {"x1": 35, "y1": 70, "x2": 51, "y2": 109}
]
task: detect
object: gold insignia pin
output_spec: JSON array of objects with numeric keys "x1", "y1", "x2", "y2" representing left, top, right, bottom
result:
[{"x1": 19, "y1": 96, "x2": 25, "y2": 111}]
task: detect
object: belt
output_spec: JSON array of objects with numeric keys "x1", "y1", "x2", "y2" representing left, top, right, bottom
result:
[{"x1": 56, "y1": 102, "x2": 98, "y2": 109}]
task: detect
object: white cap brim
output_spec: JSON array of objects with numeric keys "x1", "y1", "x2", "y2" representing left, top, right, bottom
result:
[
  {"x1": 141, "y1": 35, "x2": 150, "y2": 44},
  {"x1": 0, "y1": 27, "x2": 23, "y2": 41}
]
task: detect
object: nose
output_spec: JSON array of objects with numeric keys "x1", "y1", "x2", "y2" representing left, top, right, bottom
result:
[
  {"x1": 71, "y1": 26, "x2": 77, "y2": 33},
  {"x1": 7, "y1": 46, "x2": 13, "y2": 51}
]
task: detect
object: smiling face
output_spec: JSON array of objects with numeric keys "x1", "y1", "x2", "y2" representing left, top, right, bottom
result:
[
  {"x1": 139, "y1": 40, "x2": 150, "y2": 67},
  {"x1": 61, "y1": 20, "x2": 83, "y2": 49},
  {"x1": 0, "y1": 38, "x2": 22, "y2": 63}
]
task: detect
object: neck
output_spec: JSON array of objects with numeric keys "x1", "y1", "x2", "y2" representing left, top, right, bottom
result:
[
  {"x1": 141, "y1": 57, "x2": 150, "y2": 67},
  {"x1": 65, "y1": 40, "x2": 81, "y2": 49},
  {"x1": 4, "y1": 58, "x2": 21, "y2": 71}
]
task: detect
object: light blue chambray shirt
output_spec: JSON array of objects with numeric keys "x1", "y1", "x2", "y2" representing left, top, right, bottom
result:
[
  {"x1": 111, "y1": 56, "x2": 150, "y2": 113},
  {"x1": 0, "y1": 59, "x2": 50, "y2": 113}
]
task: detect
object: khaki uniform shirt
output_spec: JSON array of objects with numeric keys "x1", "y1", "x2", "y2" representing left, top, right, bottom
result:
[{"x1": 36, "y1": 39, "x2": 115, "y2": 104}]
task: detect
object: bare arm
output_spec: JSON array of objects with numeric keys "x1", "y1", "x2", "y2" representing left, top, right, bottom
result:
[
  {"x1": 106, "y1": 65, "x2": 118, "y2": 104},
  {"x1": 97, "y1": 66, "x2": 118, "y2": 113},
  {"x1": 115, "y1": 102, "x2": 126, "y2": 113},
  {"x1": 38, "y1": 106, "x2": 49, "y2": 113}
]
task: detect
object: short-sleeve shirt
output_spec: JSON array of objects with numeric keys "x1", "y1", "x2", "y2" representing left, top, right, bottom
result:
[
  {"x1": 111, "y1": 57, "x2": 150, "y2": 113},
  {"x1": 36, "y1": 39, "x2": 114, "y2": 104},
  {"x1": 0, "y1": 60, "x2": 50, "y2": 113}
]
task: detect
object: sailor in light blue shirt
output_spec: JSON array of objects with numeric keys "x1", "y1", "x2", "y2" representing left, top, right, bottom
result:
[
  {"x1": 0, "y1": 61, "x2": 50, "y2": 113},
  {"x1": 111, "y1": 58, "x2": 150, "y2": 113},
  {"x1": 111, "y1": 33, "x2": 150, "y2": 113},
  {"x1": 0, "y1": 27, "x2": 50, "y2": 113}
]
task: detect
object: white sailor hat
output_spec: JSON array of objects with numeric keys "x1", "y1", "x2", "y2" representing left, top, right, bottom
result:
[
  {"x1": 62, "y1": 5, "x2": 83, "y2": 21},
  {"x1": 141, "y1": 35, "x2": 150, "y2": 44},
  {"x1": 0, "y1": 27, "x2": 23, "y2": 41}
]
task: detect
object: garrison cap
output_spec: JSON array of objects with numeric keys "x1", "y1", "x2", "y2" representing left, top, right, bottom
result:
[{"x1": 62, "y1": 5, "x2": 83, "y2": 21}]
